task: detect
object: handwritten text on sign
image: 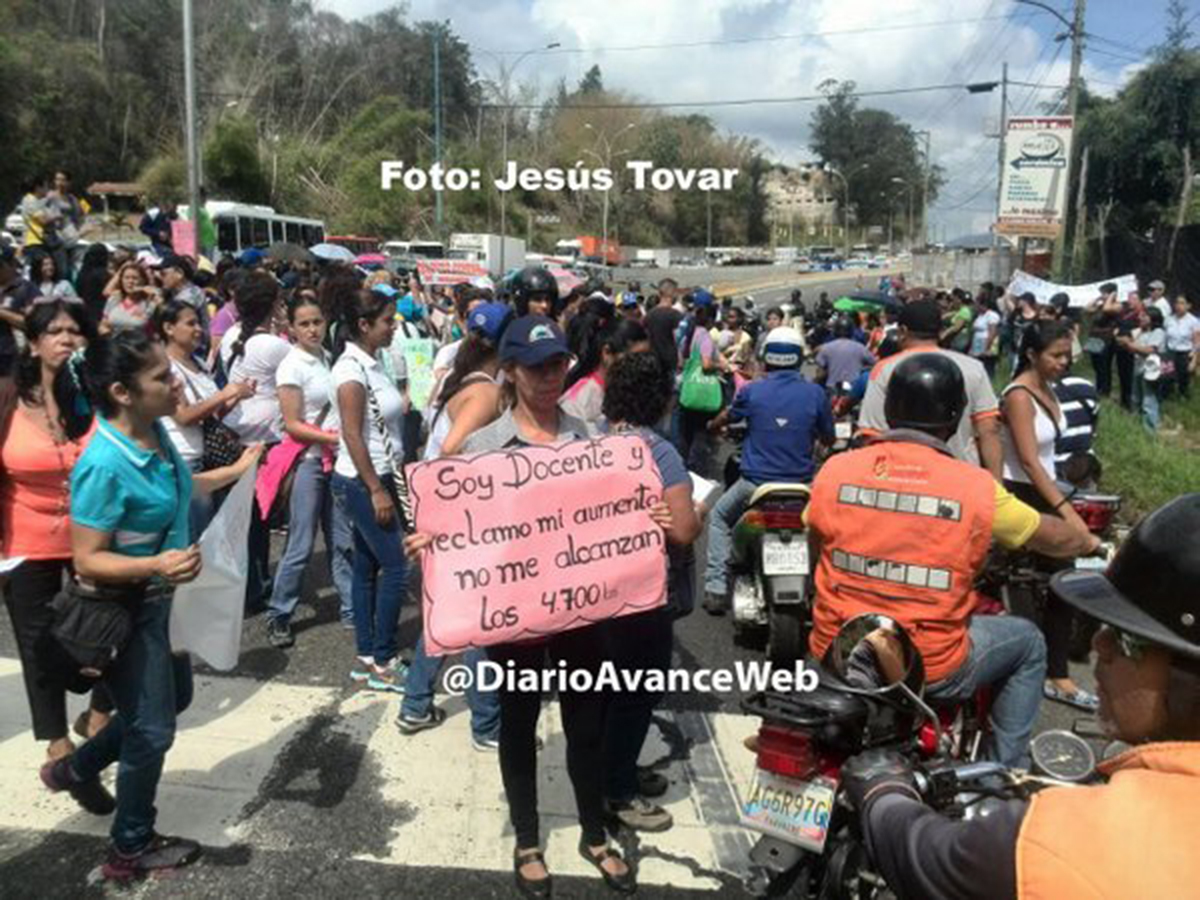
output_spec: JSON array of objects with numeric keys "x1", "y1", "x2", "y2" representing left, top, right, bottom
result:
[{"x1": 406, "y1": 435, "x2": 667, "y2": 655}]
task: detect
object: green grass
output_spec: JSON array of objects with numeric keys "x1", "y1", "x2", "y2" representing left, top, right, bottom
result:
[{"x1": 991, "y1": 356, "x2": 1200, "y2": 519}]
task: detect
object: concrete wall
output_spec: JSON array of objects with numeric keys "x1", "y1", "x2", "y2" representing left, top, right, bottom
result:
[{"x1": 911, "y1": 249, "x2": 1018, "y2": 291}]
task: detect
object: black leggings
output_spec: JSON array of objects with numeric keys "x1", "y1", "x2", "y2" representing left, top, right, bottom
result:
[
  {"x1": 488, "y1": 628, "x2": 608, "y2": 848},
  {"x1": 1004, "y1": 481, "x2": 1074, "y2": 680},
  {"x1": 4, "y1": 559, "x2": 113, "y2": 740}
]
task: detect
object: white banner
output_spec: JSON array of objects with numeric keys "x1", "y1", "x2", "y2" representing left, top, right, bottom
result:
[
  {"x1": 997, "y1": 117, "x2": 1074, "y2": 238},
  {"x1": 1006, "y1": 270, "x2": 1138, "y2": 309}
]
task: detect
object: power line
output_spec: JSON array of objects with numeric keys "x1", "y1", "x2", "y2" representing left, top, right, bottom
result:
[
  {"x1": 473, "y1": 13, "x2": 1031, "y2": 55},
  {"x1": 478, "y1": 82, "x2": 1059, "y2": 110}
]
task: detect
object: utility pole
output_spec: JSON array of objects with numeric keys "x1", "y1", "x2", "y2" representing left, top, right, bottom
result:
[
  {"x1": 432, "y1": 28, "x2": 444, "y2": 239},
  {"x1": 915, "y1": 129, "x2": 931, "y2": 248},
  {"x1": 181, "y1": 0, "x2": 200, "y2": 260},
  {"x1": 706, "y1": 190, "x2": 713, "y2": 249},
  {"x1": 994, "y1": 62, "x2": 1009, "y2": 248},
  {"x1": 1061, "y1": 0, "x2": 1087, "y2": 278}
]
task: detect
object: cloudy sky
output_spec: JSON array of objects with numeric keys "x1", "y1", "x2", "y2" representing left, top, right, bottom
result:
[{"x1": 324, "y1": 0, "x2": 1172, "y2": 241}]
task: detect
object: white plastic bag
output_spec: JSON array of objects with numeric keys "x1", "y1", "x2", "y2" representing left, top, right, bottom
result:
[{"x1": 169, "y1": 466, "x2": 255, "y2": 669}]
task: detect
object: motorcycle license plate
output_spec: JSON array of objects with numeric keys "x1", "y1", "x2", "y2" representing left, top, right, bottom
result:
[
  {"x1": 762, "y1": 534, "x2": 809, "y2": 576},
  {"x1": 835, "y1": 421, "x2": 853, "y2": 440},
  {"x1": 740, "y1": 768, "x2": 836, "y2": 852}
]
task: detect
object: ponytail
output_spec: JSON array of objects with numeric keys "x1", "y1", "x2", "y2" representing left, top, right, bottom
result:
[{"x1": 230, "y1": 271, "x2": 280, "y2": 365}]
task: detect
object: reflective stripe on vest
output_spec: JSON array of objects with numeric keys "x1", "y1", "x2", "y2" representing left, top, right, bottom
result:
[
  {"x1": 1017, "y1": 742, "x2": 1200, "y2": 899},
  {"x1": 807, "y1": 440, "x2": 996, "y2": 682}
]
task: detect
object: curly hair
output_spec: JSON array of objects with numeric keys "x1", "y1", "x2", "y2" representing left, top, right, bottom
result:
[{"x1": 601, "y1": 351, "x2": 670, "y2": 427}]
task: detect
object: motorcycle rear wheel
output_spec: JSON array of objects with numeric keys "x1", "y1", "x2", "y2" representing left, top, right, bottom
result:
[{"x1": 767, "y1": 604, "x2": 805, "y2": 666}]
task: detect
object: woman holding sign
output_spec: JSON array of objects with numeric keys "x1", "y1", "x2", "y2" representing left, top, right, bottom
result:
[{"x1": 406, "y1": 316, "x2": 655, "y2": 896}]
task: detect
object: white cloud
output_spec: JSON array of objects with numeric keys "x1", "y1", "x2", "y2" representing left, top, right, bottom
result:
[{"x1": 319, "y1": 0, "x2": 1141, "y2": 240}]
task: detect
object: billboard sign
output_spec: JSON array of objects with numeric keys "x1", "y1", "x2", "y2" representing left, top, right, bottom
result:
[{"x1": 996, "y1": 116, "x2": 1074, "y2": 238}]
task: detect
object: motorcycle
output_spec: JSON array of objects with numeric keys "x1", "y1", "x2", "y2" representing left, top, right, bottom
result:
[
  {"x1": 982, "y1": 484, "x2": 1123, "y2": 657},
  {"x1": 728, "y1": 477, "x2": 814, "y2": 665},
  {"x1": 738, "y1": 614, "x2": 1098, "y2": 898}
]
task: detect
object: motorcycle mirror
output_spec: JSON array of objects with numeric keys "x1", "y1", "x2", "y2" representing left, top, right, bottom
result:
[{"x1": 821, "y1": 613, "x2": 926, "y2": 696}]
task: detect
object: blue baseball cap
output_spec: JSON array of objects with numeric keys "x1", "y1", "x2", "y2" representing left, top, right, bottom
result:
[
  {"x1": 239, "y1": 248, "x2": 265, "y2": 267},
  {"x1": 692, "y1": 288, "x2": 715, "y2": 308},
  {"x1": 467, "y1": 302, "x2": 512, "y2": 342},
  {"x1": 500, "y1": 315, "x2": 569, "y2": 366},
  {"x1": 620, "y1": 291, "x2": 639, "y2": 308},
  {"x1": 372, "y1": 283, "x2": 400, "y2": 299}
]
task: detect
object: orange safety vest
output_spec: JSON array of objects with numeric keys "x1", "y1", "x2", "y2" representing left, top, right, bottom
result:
[
  {"x1": 807, "y1": 438, "x2": 995, "y2": 682},
  {"x1": 1017, "y1": 742, "x2": 1200, "y2": 898}
]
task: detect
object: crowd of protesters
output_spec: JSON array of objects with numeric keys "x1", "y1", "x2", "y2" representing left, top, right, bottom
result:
[{"x1": 1, "y1": 187, "x2": 1198, "y2": 891}]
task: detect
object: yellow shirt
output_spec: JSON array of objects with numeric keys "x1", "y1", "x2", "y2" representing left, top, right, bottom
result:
[{"x1": 992, "y1": 481, "x2": 1041, "y2": 549}]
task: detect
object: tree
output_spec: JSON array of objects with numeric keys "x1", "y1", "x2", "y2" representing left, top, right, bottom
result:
[{"x1": 578, "y1": 65, "x2": 604, "y2": 96}]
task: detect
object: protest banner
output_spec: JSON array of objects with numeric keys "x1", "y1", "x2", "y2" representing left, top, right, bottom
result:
[
  {"x1": 1007, "y1": 269, "x2": 1139, "y2": 309},
  {"x1": 397, "y1": 336, "x2": 436, "y2": 409},
  {"x1": 171, "y1": 219, "x2": 197, "y2": 259},
  {"x1": 406, "y1": 434, "x2": 668, "y2": 655}
]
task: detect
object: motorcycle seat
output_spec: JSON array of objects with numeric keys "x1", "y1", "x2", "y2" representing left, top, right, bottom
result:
[{"x1": 749, "y1": 482, "x2": 811, "y2": 507}]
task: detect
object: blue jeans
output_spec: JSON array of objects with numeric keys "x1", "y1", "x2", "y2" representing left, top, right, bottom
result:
[
  {"x1": 925, "y1": 615, "x2": 1046, "y2": 769},
  {"x1": 1135, "y1": 376, "x2": 1161, "y2": 433},
  {"x1": 703, "y1": 477, "x2": 758, "y2": 597},
  {"x1": 71, "y1": 595, "x2": 194, "y2": 853},
  {"x1": 401, "y1": 638, "x2": 500, "y2": 741},
  {"x1": 268, "y1": 457, "x2": 354, "y2": 625},
  {"x1": 331, "y1": 473, "x2": 405, "y2": 666}
]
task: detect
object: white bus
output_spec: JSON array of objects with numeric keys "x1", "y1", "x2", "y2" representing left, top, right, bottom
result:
[
  {"x1": 383, "y1": 240, "x2": 445, "y2": 260},
  {"x1": 181, "y1": 202, "x2": 326, "y2": 255}
]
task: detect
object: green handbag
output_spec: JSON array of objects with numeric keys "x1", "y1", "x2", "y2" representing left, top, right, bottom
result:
[{"x1": 679, "y1": 345, "x2": 723, "y2": 413}]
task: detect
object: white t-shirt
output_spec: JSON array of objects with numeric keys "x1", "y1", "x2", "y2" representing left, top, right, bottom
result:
[
  {"x1": 221, "y1": 330, "x2": 292, "y2": 443},
  {"x1": 1165, "y1": 312, "x2": 1200, "y2": 353},
  {"x1": 970, "y1": 309, "x2": 1001, "y2": 357},
  {"x1": 332, "y1": 341, "x2": 406, "y2": 479},
  {"x1": 1001, "y1": 385, "x2": 1065, "y2": 486},
  {"x1": 164, "y1": 358, "x2": 217, "y2": 464},
  {"x1": 276, "y1": 346, "x2": 340, "y2": 459},
  {"x1": 433, "y1": 339, "x2": 461, "y2": 375}
]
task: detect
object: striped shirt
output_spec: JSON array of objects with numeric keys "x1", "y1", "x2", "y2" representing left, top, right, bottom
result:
[{"x1": 1053, "y1": 376, "x2": 1100, "y2": 464}]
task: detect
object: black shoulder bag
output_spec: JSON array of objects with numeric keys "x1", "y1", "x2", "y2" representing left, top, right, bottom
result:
[{"x1": 50, "y1": 452, "x2": 182, "y2": 678}]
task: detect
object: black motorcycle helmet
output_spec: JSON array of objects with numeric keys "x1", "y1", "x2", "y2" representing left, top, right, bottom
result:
[
  {"x1": 884, "y1": 353, "x2": 966, "y2": 438},
  {"x1": 511, "y1": 265, "x2": 558, "y2": 316},
  {"x1": 832, "y1": 316, "x2": 854, "y2": 339},
  {"x1": 1052, "y1": 494, "x2": 1200, "y2": 660}
]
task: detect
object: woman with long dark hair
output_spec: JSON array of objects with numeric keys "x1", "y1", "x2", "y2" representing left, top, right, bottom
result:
[
  {"x1": 40, "y1": 329, "x2": 258, "y2": 880},
  {"x1": 154, "y1": 300, "x2": 254, "y2": 538},
  {"x1": 331, "y1": 289, "x2": 410, "y2": 693},
  {"x1": 560, "y1": 314, "x2": 649, "y2": 424},
  {"x1": 676, "y1": 294, "x2": 724, "y2": 477},
  {"x1": 1, "y1": 301, "x2": 113, "y2": 794},
  {"x1": 76, "y1": 243, "x2": 112, "y2": 326},
  {"x1": 1001, "y1": 320, "x2": 1094, "y2": 712},
  {"x1": 264, "y1": 292, "x2": 354, "y2": 647},
  {"x1": 396, "y1": 303, "x2": 512, "y2": 740}
]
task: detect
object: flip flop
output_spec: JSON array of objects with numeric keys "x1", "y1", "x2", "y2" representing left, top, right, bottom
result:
[{"x1": 1044, "y1": 683, "x2": 1100, "y2": 712}]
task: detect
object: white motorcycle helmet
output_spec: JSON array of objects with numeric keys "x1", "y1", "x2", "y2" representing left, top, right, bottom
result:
[{"x1": 762, "y1": 326, "x2": 804, "y2": 368}]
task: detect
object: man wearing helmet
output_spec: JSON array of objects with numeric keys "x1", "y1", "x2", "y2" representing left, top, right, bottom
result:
[
  {"x1": 807, "y1": 353, "x2": 1099, "y2": 767},
  {"x1": 702, "y1": 326, "x2": 834, "y2": 615},
  {"x1": 838, "y1": 493, "x2": 1200, "y2": 899}
]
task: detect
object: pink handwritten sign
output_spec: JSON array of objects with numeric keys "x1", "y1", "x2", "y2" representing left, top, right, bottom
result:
[
  {"x1": 171, "y1": 220, "x2": 197, "y2": 259},
  {"x1": 406, "y1": 435, "x2": 668, "y2": 655}
]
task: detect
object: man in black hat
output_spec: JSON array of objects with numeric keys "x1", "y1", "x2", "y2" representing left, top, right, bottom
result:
[
  {"x1": 858, "y1": 298, "x2": 1003, "y2": 477},
  {"x1": 838, "y1": 493, "x2": 1200, "y2": 899}
]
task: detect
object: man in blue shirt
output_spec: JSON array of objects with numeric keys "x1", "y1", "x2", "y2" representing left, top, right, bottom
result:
[{"x1": 703, "y1": 327, "x2": 833, "y2": 614}]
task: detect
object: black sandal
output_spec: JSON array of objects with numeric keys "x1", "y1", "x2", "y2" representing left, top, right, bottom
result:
[
  {"x1": 513, "y1": 847, "x2": 552, "y2": 899},
  {"x1": 578, "y1": 839, "x2": 636, "y2": 894}
]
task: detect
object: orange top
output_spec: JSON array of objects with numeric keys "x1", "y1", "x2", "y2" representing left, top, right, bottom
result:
[
  {"x1": 807, "y1": 438, "x2": 996, "y2": 681},
  {"x1": 0, "y1": 404, "x2": 95, "y2": 560},
  {"x1": 1017, "y1": 742, "x2": 1200, "y2": 898}
]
